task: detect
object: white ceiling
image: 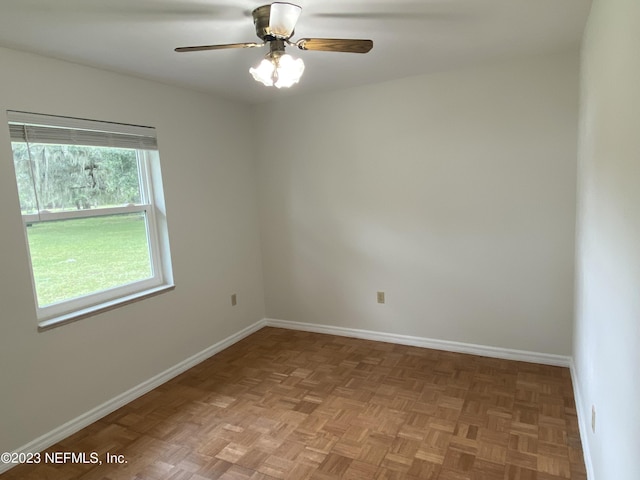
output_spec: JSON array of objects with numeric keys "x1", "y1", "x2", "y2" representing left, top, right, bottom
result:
[{"x1": 0, "y1": 0, "x2": 592, "y2": 104}]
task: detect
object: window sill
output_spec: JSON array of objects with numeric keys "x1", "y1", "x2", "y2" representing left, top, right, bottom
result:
[{"x1": 37, "y1": 284, "x2": 175, "y2": 332}]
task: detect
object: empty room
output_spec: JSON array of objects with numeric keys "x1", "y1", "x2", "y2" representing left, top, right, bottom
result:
[{"x1": 0, "y1": 0, "x2": 637, "y2": 479}]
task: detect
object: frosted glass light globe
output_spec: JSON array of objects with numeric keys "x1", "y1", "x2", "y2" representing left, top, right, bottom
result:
[{"x1": 250, "y1": 54, "x2": 304, "y2": 88}]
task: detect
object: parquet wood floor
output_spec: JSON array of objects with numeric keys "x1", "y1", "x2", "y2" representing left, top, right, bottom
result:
[{"x1": 2, "y1": 327, "x2": 586, "y2": 480}]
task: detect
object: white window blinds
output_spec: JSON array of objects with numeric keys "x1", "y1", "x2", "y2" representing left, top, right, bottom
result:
[{"x1": 7, "y1": 111, "x2": 157, "y2": 150}]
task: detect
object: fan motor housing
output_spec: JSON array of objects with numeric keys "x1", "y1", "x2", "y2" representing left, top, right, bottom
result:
[{"x1": 253, "y1": 5, "x2": 273, "y2": 40}]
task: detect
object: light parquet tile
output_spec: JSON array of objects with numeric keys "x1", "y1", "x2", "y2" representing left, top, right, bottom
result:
[{"x1": 2, "y1": 327, "x2": 585, "y2": 479}]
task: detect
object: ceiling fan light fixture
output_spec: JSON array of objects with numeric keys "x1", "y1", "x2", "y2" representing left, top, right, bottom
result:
[
  {"x1": 175, "y1": 2, "x2": 372, "y2": 89},
  {"x1": 250, "y1": 52, "x2": 304, "y2": 88}
]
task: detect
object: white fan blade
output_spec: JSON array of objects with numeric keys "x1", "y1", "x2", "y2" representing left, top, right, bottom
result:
[{"x1": 269, "y1": 2, "x2": 301, "y2": 38}]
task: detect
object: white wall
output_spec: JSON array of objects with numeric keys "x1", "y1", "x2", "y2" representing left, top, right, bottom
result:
[
  {"x1": 574, "y1": 0, "x2": 640, "y2": 478},
  {"x1": 254, "y1": 51, "x2": 579, "y2": 355},
  {"x1": 0, "y1": 47, "x2": 265, "y2": 453}
]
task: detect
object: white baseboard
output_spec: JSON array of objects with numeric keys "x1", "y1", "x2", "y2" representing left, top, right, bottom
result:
[
  {"x1": 570, "y1": 359, "x2": 595, "y2": 480},
  {"x1": 0, "y1": 319, "x2": 266, "y2": 475},
  {"x1": 263, "y1": 318, "x2": 571, "y2": 367}
]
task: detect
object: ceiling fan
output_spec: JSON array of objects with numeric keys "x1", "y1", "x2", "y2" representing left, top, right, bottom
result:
[{"x1": 175, "y1": 2, "x2": 373, "y2": 88}]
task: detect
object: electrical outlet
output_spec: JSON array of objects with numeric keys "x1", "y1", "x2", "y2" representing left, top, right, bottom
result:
[
  {"x1": 377, "y1": 291, "x2": 385, "y2": 304},
  {"x1": 231, "y1": 293, "x2": 237, "y2": 306},
  {"x1": 591, "y1": 405, "x2": 596, "y2": 433}
]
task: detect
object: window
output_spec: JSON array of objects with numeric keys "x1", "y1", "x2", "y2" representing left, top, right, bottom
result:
[{"x1": 7, "y1": 111, "x2": 173, "y2": 329}]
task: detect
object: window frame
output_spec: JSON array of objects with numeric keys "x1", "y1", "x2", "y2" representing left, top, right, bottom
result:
[{"x1": 7, "y1": 111, "x2": 174, "y2": 330}]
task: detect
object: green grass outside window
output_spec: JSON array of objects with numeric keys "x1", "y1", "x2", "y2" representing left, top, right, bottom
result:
[{"x1": 26, "y1": 214, "x2": 152, "y2": 306}]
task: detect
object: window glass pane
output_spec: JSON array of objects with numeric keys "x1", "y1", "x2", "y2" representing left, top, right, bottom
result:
[
  {"x1": 11, "y1": 143, "x2": 141, "y2": 215},
  {"x1": 26, "y1": 213, "x2": 153, "y2": 307}
]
